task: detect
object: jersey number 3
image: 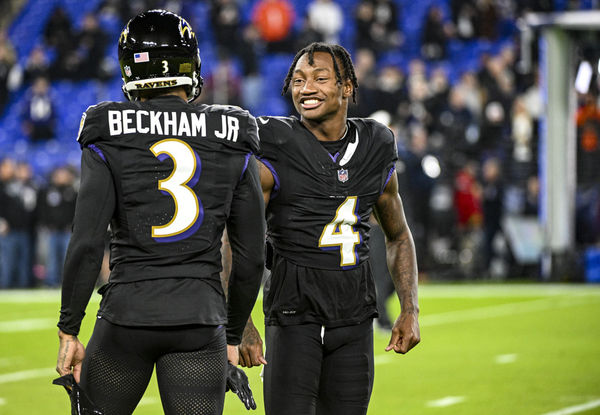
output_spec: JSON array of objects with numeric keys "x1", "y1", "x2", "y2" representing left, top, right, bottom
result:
[
  {"x1": 150, "y1": 139, "x2": 204, "y2": 242},
  {"x1": 318, "y1": 196, "x2": 360, "y2": 267}
]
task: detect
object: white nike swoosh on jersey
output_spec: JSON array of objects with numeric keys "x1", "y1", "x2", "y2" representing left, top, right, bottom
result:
[{"x1": 339, "y1": 130, "x2": 359, "y2": 166}]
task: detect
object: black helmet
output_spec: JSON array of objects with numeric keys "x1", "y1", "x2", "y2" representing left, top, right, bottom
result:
[{"x1": 118, "y1": 9, "x2": 203, "y2": 102}]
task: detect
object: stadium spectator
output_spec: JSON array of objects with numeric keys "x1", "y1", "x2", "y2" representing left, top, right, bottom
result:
[
  {"x1": 76, "y1": 13, "x2": 109, "y2": 79},
  {"x1": 481, "y1": 157, "x2": 504, "y2": 274},
  {"x1": 199, "y1": 54, "x2": 243, "y2": 107},
  {"x1": 373, "y1": 64, "x2": 405, "y2": 117},
  {"x1": 0, "y1": 31, "x2": 19, "y2": 113},
  {"x1": 476, "y1": 0, "x2": 500, "y2": 41},
  {"x1": 0, "y1": 160, "x2": 37, "y2": 288},
  {"x1": 348, "y1": 47, "x2": 379, "y2": 117},
  {"x1": 37, "y1": 166, "x2": 77, "y2": 287},
  {"x1": 0, "y1": 157, "x2": 16, "y2": 288},
  {"x1": 454, "y1": 159, "x2": 482, "y2": 231},
  {"x1": 21, "y1": 76, "x2": 56, "y2": 142},
  {"x1": 252, "y1": 0, "x2": 295, "y2": 53},
  {"x1": 306, "y1": 0, "x2": 344, "y2": 44},
  {"x1": 421, "y1": 5, "x2": 454, "y2": 61},
  {"x1": 211, "y1": 0, "x2": 243, "y2": 56},
  {"x1": 451, "y1": 0, "x2": 478, "y2": 41},
  {"x1": 402, "y1": 124, "x2": 436, "y2": 270},
  {"x1": 575, "y1": 92, "x2": 600, "y2": 187},
  {"x1": 354, "y1": 0, "x2": 402, "y2": 55},
  {"x1": 23, "y1": 46, "x2": 51, "y2": 84}
]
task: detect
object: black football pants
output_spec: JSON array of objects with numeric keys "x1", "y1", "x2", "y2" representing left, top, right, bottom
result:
[
  {"x1": 264, "y1": 319, "x2": 374, "y2": 415},
  {"x1": 79, "y1": 318, "x2": 227, "y2": 415}
]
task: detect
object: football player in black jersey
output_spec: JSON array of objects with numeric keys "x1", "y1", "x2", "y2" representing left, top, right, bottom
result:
[
  {"x1": 239, "y1": 43, "x2": 421, "y2": 414},
  {"x1": 54, "y1": 10, "x2": 264, "y2": 415}
]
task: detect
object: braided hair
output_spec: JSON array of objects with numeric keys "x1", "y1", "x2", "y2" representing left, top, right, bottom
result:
[{"x1": 282, "y1": 42, "x2": 359, "y2": 103}]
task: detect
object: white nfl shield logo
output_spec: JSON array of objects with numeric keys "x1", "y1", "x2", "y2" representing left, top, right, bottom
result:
[
  {"x1": 124, "y1": 65, "x2": 132, "y2": 77},
  {"x1": 337, "y1": 168, "x2": 349, "y2": 183}
]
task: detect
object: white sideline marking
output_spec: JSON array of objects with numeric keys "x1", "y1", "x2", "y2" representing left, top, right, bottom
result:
[
  {"x1": 426, "y1": 396, "x2": 465, "y2": 407},
  {"x1": 495, "y1": 354, "x2": 517, "y2": 364},
  {"x1": 541, "y1": 399, "x2": 600, "y2": 415},
  {"x1": 138, "y1": 397, "x2": 160, "y2": 406},
  {"x1": 420, "y1": 297, "x2": 585, "y2": 327},
  {"x1": 0, "y1": 318, "x2": 56, "y2": 333},
  {"x1": 374, "y1": 354, "x2": 394, "y2": 365},
  {"x1": 0, "y1": 368, "x2": 54, "y2": 384}
]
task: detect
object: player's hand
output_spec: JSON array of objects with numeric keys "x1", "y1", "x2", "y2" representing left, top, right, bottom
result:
[
  {"x1": 385, "y1": 310, "x2": 420, "y2": 354},
  {"x1": 226, "y1": 363, "x2": 257, "y2": 410},
  {"x1": 227, "y1": 344, "x2": 240, "y2": 366},
  {"x1": 239, "y1": 320, "x2": 267, "y2": 368},
  {"x1": 56, "y1": 330, "x2": 86, "y2": 383}
]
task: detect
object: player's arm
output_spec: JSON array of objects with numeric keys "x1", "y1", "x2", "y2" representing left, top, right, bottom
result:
[
  {"x1": 56, "y1": 147, "x2": 115, "y2": 382},
  {"x1": 225, "y1": 156, "x2": 265, "y2": 362},
  {"x1": 238, "y1": 160, "x2": 274, "y2": 368},
  {"x1": 373, "y1": 173, "x2": 421, "y2": 354}
]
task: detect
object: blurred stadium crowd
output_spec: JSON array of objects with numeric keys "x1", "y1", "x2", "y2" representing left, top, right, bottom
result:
[{"x1": 0, "y1": 0, "x2": 599, "y2": 288}]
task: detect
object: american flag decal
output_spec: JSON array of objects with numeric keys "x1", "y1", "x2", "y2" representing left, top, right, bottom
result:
[{"x1": 134, "y1": 52, "x2": 149, "y2": 63}]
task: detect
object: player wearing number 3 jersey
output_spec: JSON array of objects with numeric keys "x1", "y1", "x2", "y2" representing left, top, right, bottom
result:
[
  {"x1": 239, "y1": 43, "x2": 421, "y2": 415},
  {"x1": 54, "y1": 10, "x2": 264, "y2": 415}
]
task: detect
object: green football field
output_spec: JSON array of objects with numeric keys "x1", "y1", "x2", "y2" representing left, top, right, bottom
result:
[{"x1": 1, "y1": 283, "x2": 599, "y2": 415}]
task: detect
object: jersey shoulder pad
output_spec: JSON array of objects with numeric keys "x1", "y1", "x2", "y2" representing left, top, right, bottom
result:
[
  {"x1": 255, "y1": 116, "x2": 297, "y2": 161},
  {"x1": 76, "y1": 101, "x2": 116, "y2": 147},
  {"x1": 203, "y1": 104, "x2": 260, "y2": 153},
  {"x1": 352, "y1": 117, "x2": 398, "y2": 161}
]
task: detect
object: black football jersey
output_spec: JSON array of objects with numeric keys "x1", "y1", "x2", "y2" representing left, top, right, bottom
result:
[
  {"x1": 77, "y1": 95, "x2": 259, "y2": 283},
  {"x1": 258, "y1": 116, "x2": 398, "y2": 271}
]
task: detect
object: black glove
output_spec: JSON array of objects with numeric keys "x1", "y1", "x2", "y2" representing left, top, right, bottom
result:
[
  {"x1": 53, "y1": 374, "x2": 104, "y2": 415},
  {"x1": 226, "y1": 362, "x2": 257, "y2": 410}
]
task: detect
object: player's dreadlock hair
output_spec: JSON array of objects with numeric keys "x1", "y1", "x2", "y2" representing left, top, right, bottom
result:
[{"x1": 282, "y1": 42, "x2": 359, "y2": 103}]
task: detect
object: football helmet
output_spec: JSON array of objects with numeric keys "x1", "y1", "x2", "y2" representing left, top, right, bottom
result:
[{"x1": 118, "y1": 9, "x2": 203, "y2": 102}]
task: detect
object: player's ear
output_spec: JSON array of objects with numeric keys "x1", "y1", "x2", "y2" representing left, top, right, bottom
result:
[{"x1": 342, "y1": 79, "x2": 353, "y2": 99}]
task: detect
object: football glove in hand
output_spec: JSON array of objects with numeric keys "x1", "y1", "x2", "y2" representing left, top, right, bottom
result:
[
  {"x1": 226, "y1": 362, "x2": 257, "y2": 410},
  {"x1": 53, "y1": 373, "x2": 104, "y2": 415}
]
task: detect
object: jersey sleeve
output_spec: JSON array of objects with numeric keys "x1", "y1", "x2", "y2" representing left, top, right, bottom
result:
[
  {"x1": 224, "y1": 156, "x2": 266, "y2": 344},
  {"x1": 57, "y1": 148, "x2": 115, "y2": 335},
  {"x1": 76, "y1": 102, "x2": 111, "y2": 147}
]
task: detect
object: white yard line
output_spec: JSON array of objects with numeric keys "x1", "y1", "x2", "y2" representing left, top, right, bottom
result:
[
  {"x1": 426, "y1": 396, "x2": 466, "y2": 407},
  {"x1": 419, "y1": 297, "x2": 588, "y2": 327},
  {"x1": 495, "y1": 354, "x2": 518, "y2": 364},
  {"x1": 541, "y1": 399, "x2": 600, "y2": 415},
  {"x1": 0, "y1": 368, "x2": 55, "y2": 384},
  {"x1": 0, "y1": 318, "x2": 56, "y2": 333}
]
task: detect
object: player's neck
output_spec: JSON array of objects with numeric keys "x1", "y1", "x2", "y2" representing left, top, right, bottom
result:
[{"x1": 301, "y1": 116, "x2": 348, "y2": 142}]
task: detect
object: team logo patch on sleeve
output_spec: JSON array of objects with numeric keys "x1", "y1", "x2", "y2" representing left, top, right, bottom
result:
[
  {"x1": 134, "y1": 52, "x2": 149, "y2": 63},
  {"x1": 76, "y1": 112, "x2": 87, "y2": 142}
]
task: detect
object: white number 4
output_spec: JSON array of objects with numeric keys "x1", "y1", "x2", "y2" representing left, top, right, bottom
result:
[{"x1": 318, "y1": 196, "x2": 360, "y2": 267}]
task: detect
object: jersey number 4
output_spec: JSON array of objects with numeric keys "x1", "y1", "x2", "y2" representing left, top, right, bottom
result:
[
  {"x1": 150, "y1": 138, "x2": 204, "y2": 242},
  {"x1": 318, "y1": 196, "x2": 360, "y2": 267}
]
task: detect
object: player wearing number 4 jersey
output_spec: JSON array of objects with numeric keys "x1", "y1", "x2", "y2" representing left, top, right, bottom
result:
[
  {"x1": 54, "y1": 10, "x2": 264, "y2": 415},
  {"x1": 239, "y1": 43, "x2": 421, "y2": 415}
]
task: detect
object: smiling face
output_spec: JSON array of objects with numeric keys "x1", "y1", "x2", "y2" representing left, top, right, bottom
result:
[{"x1": 290, "y1": 51, "x2": 353, "y2": 125}]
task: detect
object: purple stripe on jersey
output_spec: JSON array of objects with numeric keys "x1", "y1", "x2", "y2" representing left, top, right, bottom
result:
[
  {"x1": 256, "y1": 156, "x2": 281, "y2": 199},
  {"x1": 329, "y1": 152, "x2": 340, "y2": 162},
  {"x1": 87, "y1": 144, "x2": 106, "y2": 162},
  {"x1": 239, "y1": 152, "x2": 251, "y2": 182},
  {"x1": 382, "y1": 165, "x2": 396, "y2": 194}
]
